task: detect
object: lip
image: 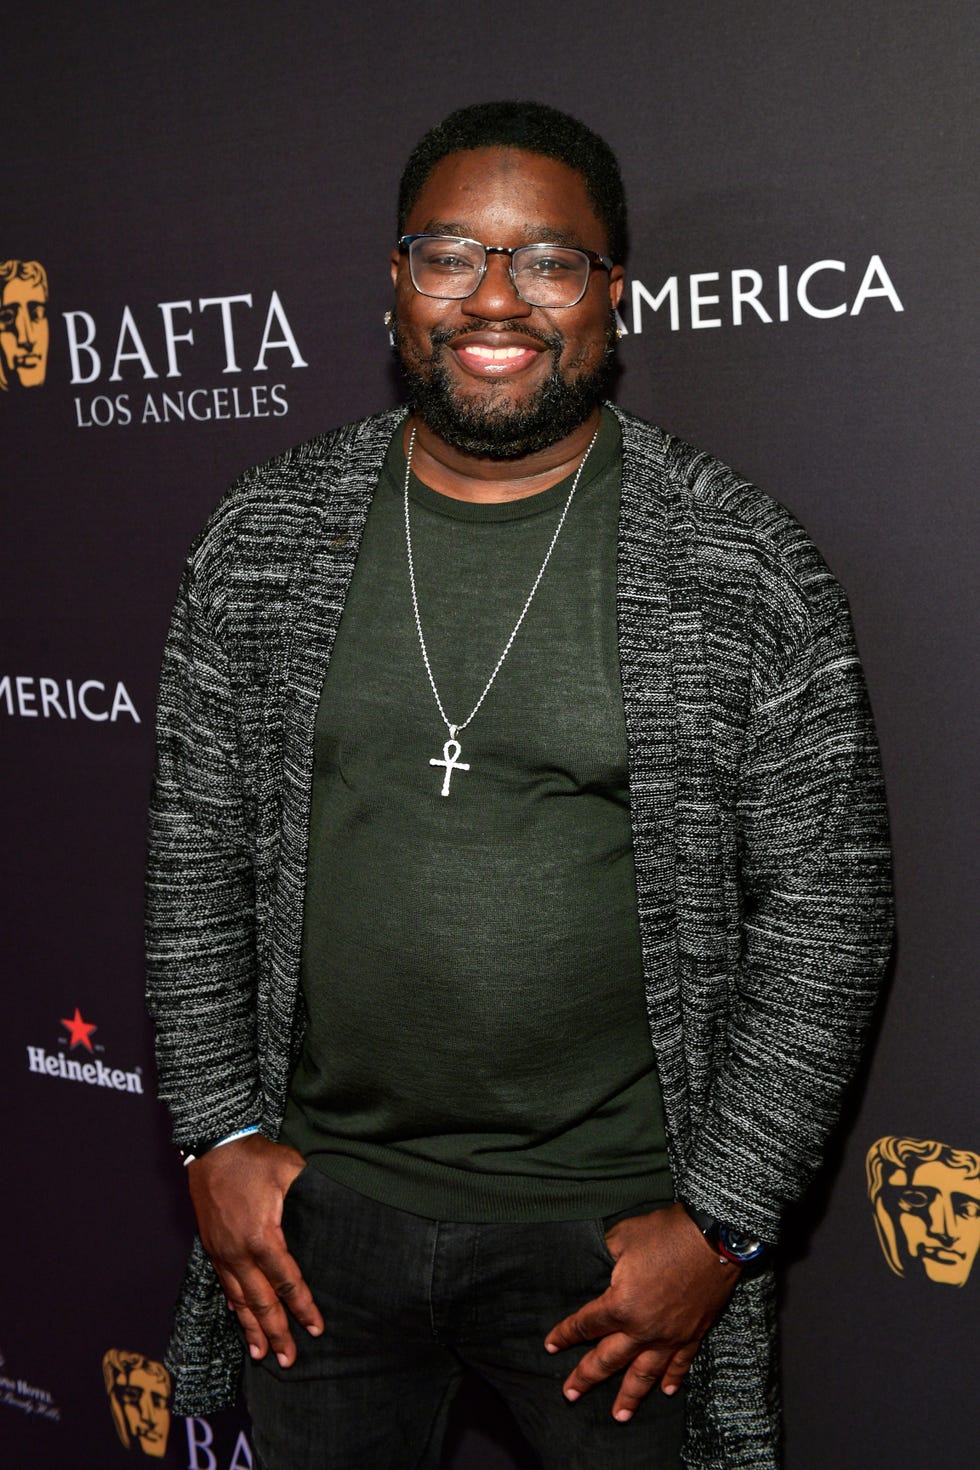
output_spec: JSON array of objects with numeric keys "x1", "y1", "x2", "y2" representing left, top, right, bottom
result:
[{"x1": 447, "y1": 330, "x2": 548, "y2": 379}]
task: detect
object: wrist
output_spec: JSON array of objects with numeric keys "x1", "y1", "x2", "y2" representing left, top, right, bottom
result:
[
  {"x1": 678, "y1": 1198, "x2": 771, "y2": 1271},
  {"x1": 179, "y1": 1123, "x2": 261, "y2": 1166}
]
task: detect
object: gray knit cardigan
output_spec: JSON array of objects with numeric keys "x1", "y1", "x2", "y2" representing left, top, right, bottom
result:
[{"x1": 146, "y1": 405, "x2": 893, "y2": 1467}]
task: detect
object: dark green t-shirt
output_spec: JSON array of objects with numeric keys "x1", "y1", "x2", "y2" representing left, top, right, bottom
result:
[{"x1": 281, "y1": 408, "x2": 672, "y2": 1220}]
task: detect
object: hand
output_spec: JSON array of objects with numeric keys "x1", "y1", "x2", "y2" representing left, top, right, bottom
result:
[
  {"x1": 544, "y1": 1202, "x2": 740, "y2": 1422},
  {"x1": 187, "y1": 1134, "x2": 324, "y2": 1368}
]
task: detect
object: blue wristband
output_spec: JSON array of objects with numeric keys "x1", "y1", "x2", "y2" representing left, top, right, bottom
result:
[{"x1": 180, "y1": 1123, "x2": 261, "y2": 1166}]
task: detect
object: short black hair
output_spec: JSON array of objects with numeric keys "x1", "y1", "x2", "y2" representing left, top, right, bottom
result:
[{"x1": 398, "y1": 101, "x2": 628, "y2": 264}]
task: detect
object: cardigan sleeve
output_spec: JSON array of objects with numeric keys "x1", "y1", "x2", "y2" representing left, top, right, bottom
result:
[
  {"x1": 675, "y1": 597, "x2": 894, "y2": 1243},
  {"x1": 145, "y1": 556, "x2": 263, "y2": 1147}
]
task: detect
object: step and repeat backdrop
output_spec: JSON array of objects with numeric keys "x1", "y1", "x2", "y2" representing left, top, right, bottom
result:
[{"x1": 2, "y1": 4, "x2": 975, "y2": 1467}]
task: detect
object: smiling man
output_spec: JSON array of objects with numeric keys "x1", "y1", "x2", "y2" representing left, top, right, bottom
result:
[{"x1": 147, "y1": 102, "x2": 893, "y2": 1470}]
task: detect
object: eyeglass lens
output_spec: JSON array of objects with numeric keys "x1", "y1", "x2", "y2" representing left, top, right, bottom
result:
[{"x1": 408, "y1": 237, "x2": 592, "y2": 306}]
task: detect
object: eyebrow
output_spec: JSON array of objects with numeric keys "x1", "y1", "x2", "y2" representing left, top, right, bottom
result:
[{"x1": 420, "y1": 220, "x2": 588, "y2": 248}]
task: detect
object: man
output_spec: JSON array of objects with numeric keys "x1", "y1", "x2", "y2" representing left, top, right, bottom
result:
[
  {"x1": 146, "y1": 102, "x2": 893, "y2": 1469},
  {"x1": 0, "y1": 259, "x2": 49, "y2": 390},
  {"x1": 867, "y1": 1136, "x2": 980, "y2": 1287}
]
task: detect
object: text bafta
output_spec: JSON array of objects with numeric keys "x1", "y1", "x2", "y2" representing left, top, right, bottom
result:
[{"x1": 63, "y1": 291, "x2": 308, "y2": 384}]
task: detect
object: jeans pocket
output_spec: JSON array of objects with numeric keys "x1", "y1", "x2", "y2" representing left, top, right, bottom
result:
[
  {"x1": 590, "y1": 1217, "x2": 617, "y2": 1269},
  {"x1": 281, "y1": 1161, "x2": 311, "y2": 1213}
]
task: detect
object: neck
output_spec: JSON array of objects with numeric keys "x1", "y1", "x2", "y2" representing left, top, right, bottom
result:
[{"x1": 404, "y1": 408, "x2": 602, "y2": 503}]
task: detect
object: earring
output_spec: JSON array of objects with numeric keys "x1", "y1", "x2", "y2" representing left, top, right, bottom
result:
[
  {"x1": 614, "y1": 310, "x2": 627, "y2": 341},
  {"x1": 384, "y1": 309, "x2": 394, "y2": 347}
]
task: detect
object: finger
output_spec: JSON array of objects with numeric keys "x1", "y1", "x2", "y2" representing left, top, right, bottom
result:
[
  {"x1": 228, "y1": 1260, "x2": 302, "y2": 1367},
  {"x1": 544, "y1": 1294, "x2": 618, "y2": 1354},
  {"x1": 241, "y1": 1288, "x2": 297, "y2": 1366},
  {"x1": 559, "y1": 1331, "x2": 638, "y2": 1400},
  {"x1": 259, "y1": 1245, "x2": 325, "y2": 1338},
  {"x1": 659, "y1": 1340, "x2": 700, "y2": 1395},
  {"x1": 611, "y1": 1349, "x2": 671, "y2": 1421},
  {"x1": 218, "y1": 1267, "x2": 271, "y2": 1363}
]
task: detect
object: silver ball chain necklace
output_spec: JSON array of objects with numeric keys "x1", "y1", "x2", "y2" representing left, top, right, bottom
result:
[{"x1": 403, "y1": 421, "x2": 599, "y2": 796}]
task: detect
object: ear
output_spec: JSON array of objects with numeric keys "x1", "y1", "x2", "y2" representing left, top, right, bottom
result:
[
  {"x1": 390, "y1": 247, "x2": 402, "y2": 289},
  {"x1": 608, "y1": 264, "x2": 625, "y2": 311}
]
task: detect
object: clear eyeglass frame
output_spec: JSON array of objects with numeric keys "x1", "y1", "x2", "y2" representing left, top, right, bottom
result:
[{"x1": 398, "y1": 234, "x2": 614, "y2": 308}]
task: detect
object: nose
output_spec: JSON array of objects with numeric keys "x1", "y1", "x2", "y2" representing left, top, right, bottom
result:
[
  {"x1": 15, "y1": 305, "x2": 32, "y2": 347},
  {"x1": 461, "y1": 253, "x2": 532, "y2": 320},
  {"x1": 926, "y1": 1194, "x2": 955, "y2": 1245}
]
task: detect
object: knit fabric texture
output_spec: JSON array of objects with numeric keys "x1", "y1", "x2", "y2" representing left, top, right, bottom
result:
[{"x1": 145, "y1": 405, "x2": 893, "y2": 1467}]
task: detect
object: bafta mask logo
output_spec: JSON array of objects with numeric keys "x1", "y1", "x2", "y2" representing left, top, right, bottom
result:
[
  {"x1": 0, "y1": 259, "x2": 49, "y2": 390},
  {"x1": 867, "y1": 1135, "x2": 980, "y2": 1287},
  {"x1": 102, "y1": 1349, "x2": 172, "y2": 1458}
]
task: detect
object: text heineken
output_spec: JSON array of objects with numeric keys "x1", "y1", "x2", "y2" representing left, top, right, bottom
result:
[{"x1": 26, "y1": 1046, "x2": 143, "y2": 1094}]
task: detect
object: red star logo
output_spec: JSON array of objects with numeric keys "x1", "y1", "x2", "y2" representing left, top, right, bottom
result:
[{"x1": 60, "y1": 1007, "x2": 97, "y2": 1051}]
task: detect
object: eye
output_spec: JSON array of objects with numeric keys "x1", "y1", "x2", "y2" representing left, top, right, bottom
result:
[
  {"x1": 524, "y1": 254, "x2": 578, "y2": 277},
  {"x1": 415, "y1": 240, "x2": 481, "y2": 273},
  {"x1": 28, "y1": 301, "x2": 47, "y2": 321},
  {"x1": 427, "y1": 253, "x2": 472, "y2": 271},
  {"x1": 0, "y1": 308, "x2": 16, "y2": 331},
  {"x1": 896, "y1": 1189, "x2": 931, "y2": 1212},
  {"x1": 953, "y1": 1195, "x2": 980, "y2": 1219}
]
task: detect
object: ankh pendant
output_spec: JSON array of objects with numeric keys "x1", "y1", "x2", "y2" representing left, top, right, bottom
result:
[{"x1": 429, "y1": 732, "x2": 470, "y2": 796}]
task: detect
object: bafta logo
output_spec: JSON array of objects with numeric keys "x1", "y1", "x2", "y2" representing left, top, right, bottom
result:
[
  {"x1": 867, "y1": 1135, "x2": 980, "y2": 1287},
  {"x1": 0, "y1": 260, "x2": 49, "y2": 390},
  {"x1": 102, "y1": 1349, "x2": 172, "y2": 1458}
]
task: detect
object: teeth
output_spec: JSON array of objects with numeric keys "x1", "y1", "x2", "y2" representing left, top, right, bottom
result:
[{"x1": 460, "y1": 344, "x2": 531, "y2": 360}]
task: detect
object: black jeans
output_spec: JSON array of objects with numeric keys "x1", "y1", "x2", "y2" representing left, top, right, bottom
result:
[{"x1": 243, "y1": 1166, "x2": 685, "y2": 1470}]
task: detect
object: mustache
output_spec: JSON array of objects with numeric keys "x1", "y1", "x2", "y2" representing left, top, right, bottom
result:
[{"x1": 428, "y1": 322, "x2": 563, "y2": 353}]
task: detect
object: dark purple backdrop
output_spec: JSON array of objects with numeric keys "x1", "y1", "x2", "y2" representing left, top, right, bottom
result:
[{"x1": 2, "y1": 3, "x2": 976, "y2": 1466}]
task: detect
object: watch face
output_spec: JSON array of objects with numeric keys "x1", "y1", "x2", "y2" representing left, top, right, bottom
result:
[{"x1": 718, "y1": 1225, "x2": 766, "y2": 1261}]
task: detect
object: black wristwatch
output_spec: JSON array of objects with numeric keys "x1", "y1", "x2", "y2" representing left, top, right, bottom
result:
[{"x1": 680, "y1": 1200, "x2": 771, "y2": 1270}]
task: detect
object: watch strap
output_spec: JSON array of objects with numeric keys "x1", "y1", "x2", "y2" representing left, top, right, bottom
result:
[{"x1": 679, "y1": 1198, "x2": 770, "y2": 1268}]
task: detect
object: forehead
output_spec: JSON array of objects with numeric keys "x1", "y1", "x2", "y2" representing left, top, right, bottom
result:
[
  {"x1": 127, "y1": 1367, "x2": 157, "y2": 1387},
  {"x1": 909, "y1": 1160, "x2": 980, "y2": 1195},
  {"x1": 1, "y1": 277, "x2": 43, "y2": 306},
  {"x1": 405, "y1": 147, "x2": 607, "y2": 251}
]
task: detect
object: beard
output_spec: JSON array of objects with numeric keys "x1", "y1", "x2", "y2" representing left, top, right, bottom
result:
[{"x1": 392, "y1": 313, "x2": 616, "y2": 461}]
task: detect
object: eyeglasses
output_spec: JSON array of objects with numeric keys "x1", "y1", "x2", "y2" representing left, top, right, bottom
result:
[{"x1": 398, "y1": 234, "x2": 614, "y2": 308}]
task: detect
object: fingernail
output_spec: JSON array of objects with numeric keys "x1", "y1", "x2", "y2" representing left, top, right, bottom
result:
[
  {"x1": 564, "y1": 1388, "x2": 580, "y2": 1402},
  {"x1": 544, "y1": 1342, "x2": 558, "y2": 1354},
  {"x1": 307, "y1": 1324, "x2": 323, "y2": 1337},
  {"x1": 276, "y1": 1353, "x2": 290, "y2": 1368},
  {"x1": 249, "y1": 1344, "x2": 262, "y2": 1360},
  {"x1": 663, "y1": 1385, "x2": 678, "y2": 1396},
  {"x1": 615, "y1": 1409, "x2": 633, "y2": 1422}
]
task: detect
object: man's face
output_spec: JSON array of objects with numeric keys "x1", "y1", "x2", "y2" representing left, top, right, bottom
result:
[
  {"x1": 112, "y1": 1365, "x2": 170, "y2": 1457},
  {"x1": 390, "y1": 147, "x2": 624, "y2": 460},
  {"x1": 0, "y1": 275, "x2": 49, "y2": 387},
  {"x1": 888, "y1": 1159, "x2": 980, "y2": 1286}
]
